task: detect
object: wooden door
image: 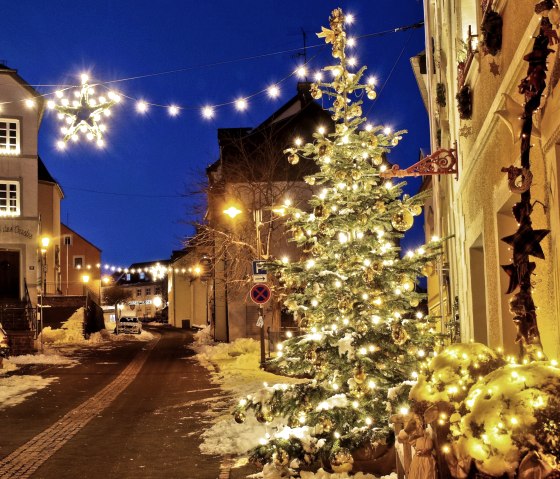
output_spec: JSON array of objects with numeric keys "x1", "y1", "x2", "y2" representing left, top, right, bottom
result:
[{"x1": 0, "y1": 251, "x2": 20, "y2": 301}]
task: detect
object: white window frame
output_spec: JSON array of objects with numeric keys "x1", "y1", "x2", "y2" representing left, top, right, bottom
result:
[
  {"x1": 0, "y1": 180, "x2": 20, "y2": 216},
  {"x1": 73, "y1": 256, "x2": 84, "y2": 269},
  {"x1": 0, "y1": 118, "x2": 21, "y2": 155},
  {"x1": 63, "y1": 234, "x2": 73, "y2": 246}
]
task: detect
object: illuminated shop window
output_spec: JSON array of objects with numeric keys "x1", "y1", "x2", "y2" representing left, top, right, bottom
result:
[{"x1": 0, "y1": 180, "x2": 20, "y2": 216}]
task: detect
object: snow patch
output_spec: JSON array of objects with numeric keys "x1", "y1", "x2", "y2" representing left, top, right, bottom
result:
[{"x1": 0, "y1": 375, "x2": 57, "y2": 409}]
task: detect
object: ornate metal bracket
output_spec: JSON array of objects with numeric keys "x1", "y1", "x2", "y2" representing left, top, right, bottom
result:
[{"x1": 380, "y1": 146, "x2": 459, "y2": 180}]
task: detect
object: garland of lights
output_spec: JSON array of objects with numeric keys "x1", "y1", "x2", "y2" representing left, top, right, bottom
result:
[{"x1": 2, "y1": 18, "x2": 427, "y2": 150}]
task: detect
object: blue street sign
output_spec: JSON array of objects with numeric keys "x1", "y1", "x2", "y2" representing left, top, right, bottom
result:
[{"x1": 252, "y1": 260, "x2": 267, "y2": 275}]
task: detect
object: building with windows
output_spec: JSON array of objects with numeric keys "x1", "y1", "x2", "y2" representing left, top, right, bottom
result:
[
  {"x1": 108, "y1": 260, "x2": 169, "y2": 322},
  {"x1": 418, "y1": 0, "x2": 560, "y2": 359},
  {"x1": 0, "y1": 62, "x2": 104, "y2": 352},
  {"x1": 175, "y1": 83, "x2": 331, "y2": 342},
  {"x1": 60, "y1": 223, "x2": 101, "y2": 296}
]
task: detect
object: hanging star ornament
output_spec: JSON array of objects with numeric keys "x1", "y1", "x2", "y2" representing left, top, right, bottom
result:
[
  {"x1": 501, "y1": 224, "x2": 549, "y2": 263},
  {"x1": 501, "y1": 262, "x2": 536, "y2": 294},
  {"x1": 495, "y1": 93, "x2": 541, "y2": 143},
  {"x1": 48, "y1": 74, "x2": 120, "y2": 149}
]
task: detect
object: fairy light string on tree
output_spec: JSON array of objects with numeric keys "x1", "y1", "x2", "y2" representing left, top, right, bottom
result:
[
  {"x1": 500, "y1": 2, "x2": 558, "y2": 361},
  {"x1": 232, "y1": 8, "x2": 443, "y2": 477}
]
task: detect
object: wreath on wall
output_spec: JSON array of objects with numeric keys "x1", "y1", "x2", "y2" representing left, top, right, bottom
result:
[
  {"x1": 456, "y1": 84, "x2": 473, "y2": 119},
  {"x1": 481, "y1": 10, "x2": 503, "y2": 56}
]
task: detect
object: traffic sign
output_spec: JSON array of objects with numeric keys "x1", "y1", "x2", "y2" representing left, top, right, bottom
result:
[
  {"x1": 252, "y1": 274, "x2": 268, "y2": 283},
  {"x1": 250, "y1": 283, "x2": 271, "y2": 305},
  {"x1": 252, "y1": 260, "x2": 267, "y2": 275}
]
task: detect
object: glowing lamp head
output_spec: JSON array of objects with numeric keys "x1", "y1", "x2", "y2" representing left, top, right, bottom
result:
[
  {"x1": 82, "y1": 274, "x2": 90, "y2": 284},
  {"x1": 223, "y1": 206, "x2": 242, "y2": 219}
]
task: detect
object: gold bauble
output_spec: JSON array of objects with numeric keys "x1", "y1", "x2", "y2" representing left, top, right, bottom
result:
[
  {"x1": 310, "y1": 84, "x2": 322, "y2": 99},
  {"x1": 375, "y1": 200, "x2": 386, "y2": 213},
  {"x1": 372, "y1": 155, "x2": 383, "y2": 166},
  {"x1": 391, "y1": 324, "x2": 409, "y2": 346},
  {"x1": 321, "y1": 416, "x2": 334, "y2": 432},
  {"x1": 255, "y1": 409, "x2": 273, "y2": 424},
  {"x1": 334, "y1": 170, "x2": 347, "y2": 182},
  {"x1": 306, "y1": 349, "x2": 318, "y2": 363},
  {"x1": 353, "y1": 366, "x2": 367, "y2": 384},
  {"x1": 338, "y1": 298, "x2": 352, "y2": 313},
  {"x1": 370, "y1": 136, "x2": 379, "y2": 147},
  {"x1": 409, "y1": 297, "x2": 420, "y2": 307},
  {"x1": 334, "y1": 98, "x2": 344, "y2": 109},
  {"x1": 399, "y1": 275, "x2": 415, "y2": 292},
  {"x1": 305, "y1": 176, "x2": 316, "y2": 185},
  {"x1": 234, "y1": 411, "x2": 246, "y2": 424},
  {"x1": 422, "y1": 261, "x2": 435, "y2": 277},
  {"x1": 391, "y1": 209, "x2": 414, "y2": 232},
  {"x1": 288, "y1": 153, "x2": 300, "y2": 165},
  {"x1": 351, "y1": 169, "x2": 362, "y2": 181},
  {"x1": 330, "y1": 448, "x2": 354, "y2": 474},
  {"x1": 367, "y1": 89, "x2": 377, "y2": 100},
  {"x1": 409, "y1": 204, "x2": 423, "y2": 216},
  {"x1": 371, "y1": 260, "x2": 383, "y2": 274}
]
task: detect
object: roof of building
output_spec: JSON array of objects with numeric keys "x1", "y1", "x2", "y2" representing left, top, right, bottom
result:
[
  {"x1": 61, "y1": 222, "x2": 102, "y2": 252},
  {"x1": 0, "y1": 61, "x2": 45, "y2": 114},
  {"x1": 206, "y1": 82, "x2": 332, "y2": 184}
]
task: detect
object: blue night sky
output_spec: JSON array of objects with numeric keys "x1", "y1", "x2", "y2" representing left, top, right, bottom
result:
[{"x1": 1, "y1": 0, "x2": 429, "y2": 267}]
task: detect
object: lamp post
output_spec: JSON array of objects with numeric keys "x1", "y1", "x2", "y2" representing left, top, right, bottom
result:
[
  {"x1": 223, "y1": 204, "x2": 267, "y2": 366},
  {"x1": 39, "y1": 235, "x2": 50, "y2": 352}
]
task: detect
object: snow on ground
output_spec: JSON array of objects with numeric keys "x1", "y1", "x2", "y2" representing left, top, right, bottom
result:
[
  {"x1": 0, "y1": 308, "x2": 155, "y2": 411},
  {"x1": 0, "y1": 373, "x2": 57, "y2": 409},
  {"x1": 194, "y1": 328, "x2": 305, "y2": 456}
]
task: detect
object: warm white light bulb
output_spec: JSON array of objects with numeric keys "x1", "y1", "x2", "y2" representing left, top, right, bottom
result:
[
  {"x1": 267, "y1": 85, "x2": 280, "y2": 98},
  {"x1": 136, "y1": 100, "x2": 148, "y2": 113},
  {"x1": 345, "y1": 13, "x2": 355, "y2": 24},
  {"x1": 56, "y1": 140, "x2": 66, "y2": 150},
  {"x1": 296, "y1": 66, "x2": 307, "y2": 78},
  {"x1": 80, "y1": 73, "x2": 89, "y2": 84},
  {"x1": 347, "y1": 37, "x2": 356, "y2": 47},
  {"x1": 294, "y1": 137, "x2": 303, "y2": 146},
  {"x1": 201, "y1": 106, "x2": 215, "y2": 119},
  {"x1": 25, "y1": 98, "x2": 35, "y2": 109},
  {"x1": 314, "y1": 71, "x2": 323, "y2": 82},
  {"x1": 348, "y1": 57, "x2": 358, "y2": 67},
  {"x1": 168, "y1": 105, "x2": 180, "y2": 116},
  {"x1": 235, "y1": 98, "x2": 248, "y2": 111}
]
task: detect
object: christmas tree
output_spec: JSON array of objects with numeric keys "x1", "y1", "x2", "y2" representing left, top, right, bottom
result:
[{"x1": 234, "y1": 8, "x2": 442, "y2": 476}]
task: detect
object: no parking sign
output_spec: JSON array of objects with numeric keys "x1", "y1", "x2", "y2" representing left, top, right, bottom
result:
[{"x1": 250, "y1": 283, "x2": 271, "y2": 305}]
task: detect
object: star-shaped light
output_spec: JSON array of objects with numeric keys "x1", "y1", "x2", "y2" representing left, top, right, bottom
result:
[
  {"x1": 495, "y1": 94, "x2": 540, "y2": 143},
  {"x1": 50, "y1": 74, "x2": 120, "y2": 148}
]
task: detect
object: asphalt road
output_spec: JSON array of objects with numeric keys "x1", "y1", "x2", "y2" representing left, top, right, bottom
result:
[{"x1": 0, "y1": 327, "x2": 228, "y2": 479}]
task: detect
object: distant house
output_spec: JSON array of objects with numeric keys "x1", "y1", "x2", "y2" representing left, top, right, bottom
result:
[
  {"x1": 60, "y1": 223, "x2": 101, "y2": 296},
  {"x1": 169, "y1": 82, "x2": 332, "y2": 342},
  {"x1": 109, "y1": 260, "x2": 169, "y2": 322}
]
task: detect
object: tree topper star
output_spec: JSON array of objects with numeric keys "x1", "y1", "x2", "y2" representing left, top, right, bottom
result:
[{"x1": 49, "y1": 74, "x2": 120, "y2": 149}]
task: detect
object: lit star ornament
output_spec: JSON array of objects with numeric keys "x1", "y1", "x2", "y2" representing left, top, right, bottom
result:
[{"x1": 50, "y1": 75, "x2": 120, "y2": 149}]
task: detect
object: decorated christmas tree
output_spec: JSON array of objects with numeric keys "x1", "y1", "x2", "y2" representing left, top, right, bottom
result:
[{"x1": 234, "y1": 8, "x2": 443, "y2": 476}]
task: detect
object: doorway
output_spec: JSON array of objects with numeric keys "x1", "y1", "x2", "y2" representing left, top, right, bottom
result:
[{"x1": 0, "y1": 251, "x2": 20, "y2": 301}]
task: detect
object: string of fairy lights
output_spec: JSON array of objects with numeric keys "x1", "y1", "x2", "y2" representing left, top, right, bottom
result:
[{"x1": 4, "y1": 17, "x2": 423, "y2": 150}]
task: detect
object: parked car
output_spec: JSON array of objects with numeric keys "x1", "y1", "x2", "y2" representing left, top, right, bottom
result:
[{"x1": 116, "y1": 317, "x2": 142, "y2": 334}]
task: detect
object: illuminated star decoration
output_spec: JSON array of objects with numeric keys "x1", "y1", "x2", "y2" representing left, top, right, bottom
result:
[
  {"x1": 49, "y1": 74, "x2": 120, "y2": 149},
  {"x1": 495, "y1": 93, "x2": 541, "y2": 143}
]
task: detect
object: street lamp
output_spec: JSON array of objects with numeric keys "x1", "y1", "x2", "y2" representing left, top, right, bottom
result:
[
  {"x1": 40, "y1": 235, "x2": 50, "y2": 293},
  {"x1": 223, "y1": 203, "x2": 267, "y2": 366}
]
